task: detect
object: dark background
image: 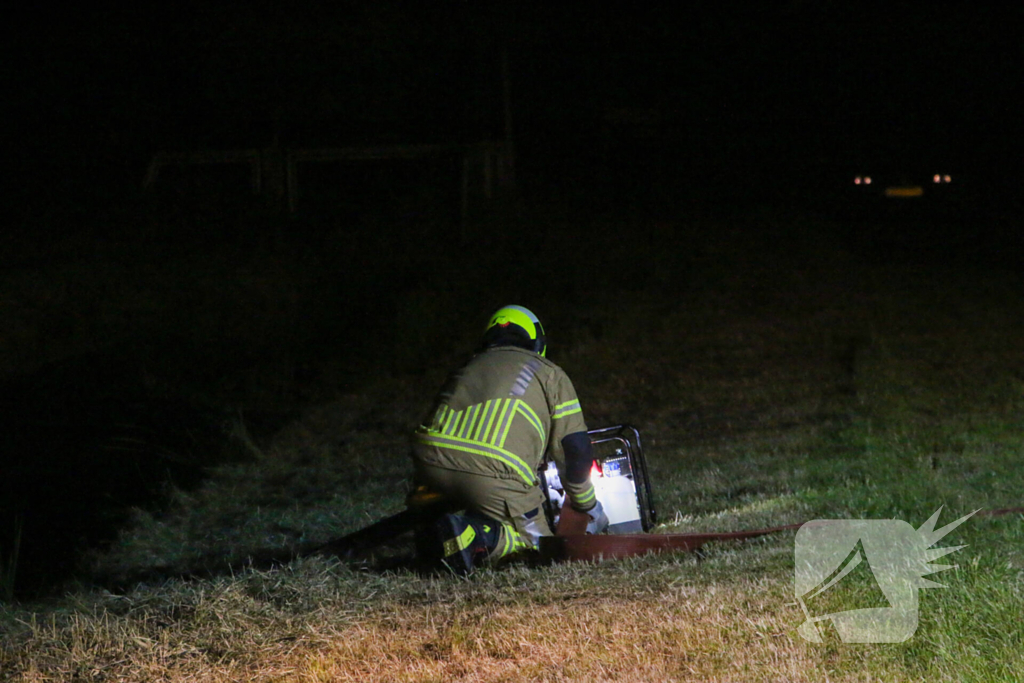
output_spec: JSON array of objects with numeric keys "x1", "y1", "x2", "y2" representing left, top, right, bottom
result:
[
  {"x1": 7, "y1": 2, "x2": 1022, "y2": 219},
  {"x1": 3, "y1": 2, "x2": 1023, "y2": 597}
]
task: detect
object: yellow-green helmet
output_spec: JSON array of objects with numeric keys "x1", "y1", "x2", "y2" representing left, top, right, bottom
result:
[{"x1": 482, "y1": 305, "x2": 547, "y2": 357}]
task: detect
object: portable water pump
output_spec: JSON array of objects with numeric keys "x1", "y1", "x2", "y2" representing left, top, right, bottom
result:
[{"x1": 540, "y1": 424, "x2": 656, "y2": 534}]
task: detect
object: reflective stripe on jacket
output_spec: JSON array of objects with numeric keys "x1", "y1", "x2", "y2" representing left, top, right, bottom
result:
[{"x1": 413, "y1": 346, "x2": 592, "y2": 505}]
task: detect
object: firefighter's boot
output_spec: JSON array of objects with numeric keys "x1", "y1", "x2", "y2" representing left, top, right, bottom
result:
[{"x1": 421, "y1": 512, "x2": 502, "y2": 575}]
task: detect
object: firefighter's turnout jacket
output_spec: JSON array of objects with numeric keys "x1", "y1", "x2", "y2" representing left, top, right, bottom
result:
[{"x1": 412, "y1": 345, "x2": 595, "y2": 552}]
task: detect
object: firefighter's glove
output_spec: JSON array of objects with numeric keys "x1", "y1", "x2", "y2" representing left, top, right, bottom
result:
[{"x1": 585, "y1": 500, "x2": 609, "y2": 535}]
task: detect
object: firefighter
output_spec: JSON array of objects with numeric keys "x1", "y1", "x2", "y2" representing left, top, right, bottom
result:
[{"x1": 412, "y1": 305, "x2": 608, "y2": 573}]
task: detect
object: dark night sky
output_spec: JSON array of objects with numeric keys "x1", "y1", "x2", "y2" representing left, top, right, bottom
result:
[{"x1": 6, "y1": 2, "x2": 1022, "y2": 205}]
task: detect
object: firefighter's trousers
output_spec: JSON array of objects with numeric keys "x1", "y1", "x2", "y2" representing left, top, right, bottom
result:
[{"x1": 413, "y1": 460, "x2": 552, "y2": 563}]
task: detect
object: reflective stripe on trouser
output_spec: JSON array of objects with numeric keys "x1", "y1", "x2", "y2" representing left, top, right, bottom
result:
[
  {"x1": 487, "y1": 512, "x2": 552, "y2": 564},
  {"x1": 489, "y1": 521, "x2": 531, "y2": 564},
  {"x1": 413, "y1": 460, "x2": 552, "y2": 560}
]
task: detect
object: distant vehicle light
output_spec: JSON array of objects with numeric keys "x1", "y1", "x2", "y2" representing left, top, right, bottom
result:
[
  {"x1": 854, "y1": 177, "x2": 862, "y2": 185},
  {"x1": 944, "y1": 175, "x2": 951, "y2": 183},
  {"x1": 933, "y1": 174, "x2": 941, "y2": 183},
  {"x1": 865, "y1": 177, "x2": 872, "y2": 185}
]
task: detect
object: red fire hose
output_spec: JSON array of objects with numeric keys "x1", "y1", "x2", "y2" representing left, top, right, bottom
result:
[{"x1": 540, "y1": 506, "x2": 1024, "y2": 563}]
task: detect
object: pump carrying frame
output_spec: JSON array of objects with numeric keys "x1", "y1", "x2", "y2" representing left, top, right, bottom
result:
[
  {"x1": 587, "y1": 424, "x2": 657, "y2": 532},
  {"x1": 541, "y1": 424, "x2": 657, "y2": 534}
]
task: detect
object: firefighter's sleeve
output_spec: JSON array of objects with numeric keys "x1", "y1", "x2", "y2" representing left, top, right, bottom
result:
[
  {"x1": 561, "y1": 431, "x2": 597, "y2": 512},
  {"x1": 546, "y1": 370, "x2": 594, "y2": 512}
]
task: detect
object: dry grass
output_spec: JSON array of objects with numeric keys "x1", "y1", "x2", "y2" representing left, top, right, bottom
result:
[
  {"x1": 11, "y1": 541, "x2": 1018, "y2": 681},
  {"x1": 3, "y1": 210, "x2": 1024, "y2": 681},
  {"x1": 0, "y1": 551, "x2": 864, "y2": 682}
]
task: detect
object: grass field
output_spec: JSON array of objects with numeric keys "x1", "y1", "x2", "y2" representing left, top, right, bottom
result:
[{"x1": 2, "y1": 205, "x2": 1023, "y2": 681}]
